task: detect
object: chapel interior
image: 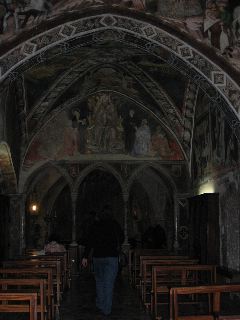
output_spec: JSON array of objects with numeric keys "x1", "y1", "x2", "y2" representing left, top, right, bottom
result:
[{"x1": 0, "y1": 0, "x2": 240, "y2": 319}]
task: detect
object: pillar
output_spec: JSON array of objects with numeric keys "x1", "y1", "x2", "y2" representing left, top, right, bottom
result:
[
  {"x1": 70, "y1": 192, "x2": 79, "y2": 275},
  {"x1": 8, "y1": 193, "x2": 25, "y2": 257},
  {"x1": 173, "y1": 194, "x2": 180, "y2": 251},
  {"x1": 122, "y1": 192, "x2": 130, "y2": 251},
  {"x1": 70, "y1": 192, "x2": 78, "y2": 246}
]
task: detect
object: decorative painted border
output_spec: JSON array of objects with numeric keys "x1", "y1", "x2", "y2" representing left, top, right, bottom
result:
[{"x1": 0, "y1": 13, "x2": 239, "y2": 120}]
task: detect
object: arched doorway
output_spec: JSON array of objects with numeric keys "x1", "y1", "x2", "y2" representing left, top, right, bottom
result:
[{"x1": 76, "y1": 169, "x2": 124, "y2": 245}]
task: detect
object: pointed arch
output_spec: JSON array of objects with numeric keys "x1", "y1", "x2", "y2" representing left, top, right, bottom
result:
[
  {"x1": 0, "y1": 142, "x2": 17, "y2": 193},
  {"x1": 0, "y1": 10, "x2": 239, "y2": 124},
  {"x1": 72, "y1": 162, "x2": 127, "y2": 195}
]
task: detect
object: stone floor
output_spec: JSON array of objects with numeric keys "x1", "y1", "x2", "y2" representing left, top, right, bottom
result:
[{"x1": 59, "y1": 269, "x2": 152, "y2": 320}]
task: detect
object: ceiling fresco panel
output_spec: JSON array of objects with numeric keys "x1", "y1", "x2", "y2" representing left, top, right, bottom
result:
[{"x1": 23, "y1": 91, "x2": 184, "y2": 169}]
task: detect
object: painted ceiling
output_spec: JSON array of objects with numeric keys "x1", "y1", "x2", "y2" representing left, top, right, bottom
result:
[
  {"x1": 22, "y1": 41, "x2": 188, "y2": 166},
  {"x1": 0, "y1": 0, "x2": 240, "y2": 191}
]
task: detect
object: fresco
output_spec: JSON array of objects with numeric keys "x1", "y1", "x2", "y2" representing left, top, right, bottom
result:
[
  {"x1": 192, "y1": 101, "x2": 240, "y2": 184},
  {"x1": 192, "y1": 113, "x2": 211, "y2": 182},
  {"x1": 22, "y1": 46, "x2": 187, "y2": 115},
  {"x1": 24, "y1": 92, "x2": 184, "y2": 167},
  {"x1": 0, "y1": 1, "x2": 240, "y2": 71}
]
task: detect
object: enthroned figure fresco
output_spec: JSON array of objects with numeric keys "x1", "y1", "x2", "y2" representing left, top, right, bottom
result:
[
  {"x1": 86, "y1": 93, "x2": 124, "y2": 153},
  {"x1": 23, "y1": 92, "x2": 184, "y2": 168}
]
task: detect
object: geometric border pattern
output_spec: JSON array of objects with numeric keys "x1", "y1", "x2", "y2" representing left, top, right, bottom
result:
[{"x1": 0, "y1": 13, "x2": 239, "y2": 120}]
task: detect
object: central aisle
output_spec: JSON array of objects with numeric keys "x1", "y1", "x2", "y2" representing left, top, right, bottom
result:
[{"x1": 60, "y1": 270, "x2": 151, "y2": 320}]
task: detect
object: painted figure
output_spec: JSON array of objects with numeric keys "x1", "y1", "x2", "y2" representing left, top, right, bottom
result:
[
  {"x1": 71, "y1": 109, "x2": 88, "y2": 154},
  {"x1": 123, "y1": 109, "x2": 138, "y2": 154},
  {"x1": 204, "y1": 0, "x2": 231, "y2": 52},
  {"x1": 151, "y1": 125, "x2": 171, "y2": 159},
  {"x1": 133, "y1": 119, "x2": 151, "y2": 156}
]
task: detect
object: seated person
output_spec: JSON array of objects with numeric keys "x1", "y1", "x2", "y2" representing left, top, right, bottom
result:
[{"x1": 44, "y1": 233, "x2": 66, "y2": 253}]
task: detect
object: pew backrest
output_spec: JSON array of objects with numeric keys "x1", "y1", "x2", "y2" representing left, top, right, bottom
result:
[{"x1": 170, "y1": 284, "x2": 240, "y2": 320}]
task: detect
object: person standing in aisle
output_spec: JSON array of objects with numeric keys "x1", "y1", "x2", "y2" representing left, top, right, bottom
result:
[{"x1": 81, "y1": 206, "x2": 124, "y2": 317}]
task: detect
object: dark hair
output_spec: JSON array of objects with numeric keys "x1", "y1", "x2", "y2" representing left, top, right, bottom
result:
[
  {"x1": 48, "y1": 233, "x2": 60, "y2": 243},
  {"x1": 100, "y1": 205, "x2": 112, "y2": 220},
  {"x1": 89, "y1": 210, "x2": 97, "y2": 217}
]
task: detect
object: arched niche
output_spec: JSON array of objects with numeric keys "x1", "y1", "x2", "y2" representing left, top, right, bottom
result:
[
  {"x1": 1, "y1": 10, "x2": 239, "y2": 123},
  {"x1": 0, "y1": 142, "x2": 17, "y2": 194},
  {"x1": 23, "y1": 164, "x2": 71, "y2": 249},
  {"x1": 75, "y1": 168, "x2": 124, "y2": 245},
  {"x1": 128, "y1": 164, "x2": 178, "y2": 250}
]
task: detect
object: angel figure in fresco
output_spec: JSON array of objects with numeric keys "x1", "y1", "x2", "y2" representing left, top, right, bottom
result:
[{"x1": 133, "y1": 118, "x2": 151, "y2": 156}]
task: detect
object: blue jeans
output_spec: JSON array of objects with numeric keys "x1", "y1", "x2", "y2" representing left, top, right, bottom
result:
[{"x1": 93, "y1": 257, "x2": 118, "y2": 315}]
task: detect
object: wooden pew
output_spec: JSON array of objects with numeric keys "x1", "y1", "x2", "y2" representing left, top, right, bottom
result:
[
  {"x1": 133, "y1": 253, "x2": 191, "y2": 288},
  {"x1": 151, "y1": 265, "x2": 216, "y2": 320},
  {"x1": 0, "y1": 292, "x2": 37, "y2": 320},
  {"x1": 0, "y1": 278, "x2": 47, "y2": 320},
  {"x1": 0, "y1": 267, "x2": 54, "y2": 319},
  {"x1": 3, "y1": 258, "x2": 62, "y2": 307},
  {"x1": 24, "y1": 251, "x2": 71, "y2": 289},
  {"x1": 140, "y1": 258, "x2": 199, "y2": 306},
  {"x1": 170, "y1": 284, "x2": 240, "y2": 320},
  {"x1": 130, "y1": 249, "x2": 169, "y2": 285}
]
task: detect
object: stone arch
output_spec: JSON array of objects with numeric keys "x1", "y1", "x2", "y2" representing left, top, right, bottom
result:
[
  {"x1": 0, "y1": 11, "x2": 239, "y2": 124},
  {"x1": 20, "y1": 161, "x2": 72, "y2": 195},
  {"x1": 21, "y1": 87, "x2": 187, "y2": 173},
  {"x1": 0, "y1": 142, "x2": 17, "y2": 194},
  {"x1": 127, "y1": 163, "x2": 178, "y2": 249},
  {"x1": 128, "y1": 163, "x2": 178, "y2": 194},
  {"x1": 72, "y1": 162, "x2": 127, "y2": 195}
]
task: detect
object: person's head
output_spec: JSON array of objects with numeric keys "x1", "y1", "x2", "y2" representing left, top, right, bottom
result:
[
  {"x1": 99, "y1": 205, "x2": 112, "y2": 221},
  {"x1": 47, "y1": 233, "x2": 60, "y2": 243},
  {"x1": 129, "y1": 109, "x2": 135, "y2": 117}
]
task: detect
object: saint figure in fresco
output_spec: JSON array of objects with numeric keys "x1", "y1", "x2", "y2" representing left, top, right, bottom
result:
[
  {"x1": 71, "y1": 109, "x2": 88, "y2": 154},
  {"x1": 133, "y1": 119, "x2": 151, "y2": 156},
  {"x1": 151, "y1": 126, "x2": 172, "y2": 159},
  {"x1": 123, "y1": 109, "x2": 138, "y2": 154}
]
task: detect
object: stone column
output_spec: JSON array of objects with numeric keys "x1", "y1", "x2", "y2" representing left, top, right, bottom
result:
[
  {"x1": 173, "y1": 194, "x2": 179, "y2": 251},
  {"x1": 8, "y1": 193, "x2": 25, "y2": 258},
  {"x1": 70, "y1": 193, "x2": 79, "y2": 275},
  {"x1": 70, "y1": 192, "x2": 78, "y2": 246},
  {"x1": 122, "y1": 192, "x2": 130, "y2": 250}
]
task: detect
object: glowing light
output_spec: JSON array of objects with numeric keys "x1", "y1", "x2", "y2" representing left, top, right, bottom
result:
[
  {"x1": 198, "y1": 181, "x2": 215, "y2": 195},
  {"x1": 29, "y1": 203, "x2": 39, "y2": 214},
  {"x1": 32, "y1": 204, "x2": 37, "y2": 211}
]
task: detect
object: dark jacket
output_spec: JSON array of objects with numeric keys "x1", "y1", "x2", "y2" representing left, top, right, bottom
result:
[{"x1": 83, "y1": 218, "x2": 124, "y2": 258}]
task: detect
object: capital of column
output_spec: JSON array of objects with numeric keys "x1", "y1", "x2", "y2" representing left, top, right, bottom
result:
[
  {"x1": 71, "y1": 192, "x2": 78, "y2": 202},
  {"x1": 122, "y1": 192, "x2": 129, "y2": 203},
  {"x1": 8, "y1": 193, "x2": 26, "y2": 201}
]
